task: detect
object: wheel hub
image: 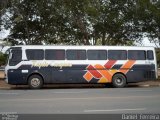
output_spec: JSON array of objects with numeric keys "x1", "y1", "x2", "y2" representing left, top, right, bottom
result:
[
  {"x1": 31, "y1": 78, "x2": 40, "y2": 87},
  {"x1": 115, "y1": 77, "x2": 123, "y2": 85}
]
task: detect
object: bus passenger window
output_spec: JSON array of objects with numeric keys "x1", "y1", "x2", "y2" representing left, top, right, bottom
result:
[
  {"x1": 108, "y1": 50, "x2": 127, "y2": 60},
  {"x1": 26, "y1": 49, "x2": 44, "y2": 60},
  {"x1": 87, "y1": 50, "x2": 107, "y2": 60},
  {"x1": 66, "y1": 50, "x2": 86, "y2": 60},
  {"x1": 147, "y1": 50, "x2": 154, "y2": 60},
  {"x1": 128, "y1": 50, "x2": 146, "y2": 60},
  {"x1": 45, "y1": 50, "x2": 65, "y2": 60}
]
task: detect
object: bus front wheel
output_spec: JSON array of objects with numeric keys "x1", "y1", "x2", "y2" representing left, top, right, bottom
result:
[
  {"x1": 112, "y1": 73, "x2": 126, "y2": 88},
  {"x1": 28, "y1": 75, "x2": 43, "y2": 89}
]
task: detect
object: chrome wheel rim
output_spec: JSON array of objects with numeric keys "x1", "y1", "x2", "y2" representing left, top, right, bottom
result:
[
  {"x1": 31, "y1": 78, "x2": 40, "y2": 87},
  {"x1": 115, "y1": 77, "x2": 123, "y2": 86}
]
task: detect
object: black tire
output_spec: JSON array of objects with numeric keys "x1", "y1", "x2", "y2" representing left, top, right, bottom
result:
[
  {"x1": 28, "y1": 74, "x2": 43, "y2": 89},
  {"x1": 112, "y1": 73, "x2": 126, "y2": 88}
]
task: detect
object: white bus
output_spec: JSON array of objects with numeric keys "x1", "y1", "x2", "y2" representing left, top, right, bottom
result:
[{"x1": 5, "y1": 45, "x2": 158, "y2": 89}]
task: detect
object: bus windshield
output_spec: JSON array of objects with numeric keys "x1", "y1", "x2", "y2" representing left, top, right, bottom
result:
[{"x1": 9, "y1": 49, "x2": 22, "y2": 66}]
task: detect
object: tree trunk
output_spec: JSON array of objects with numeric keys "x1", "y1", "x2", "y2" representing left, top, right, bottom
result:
[{"x1": 102, "y1": 32, "x2": 106, "y2": 45}]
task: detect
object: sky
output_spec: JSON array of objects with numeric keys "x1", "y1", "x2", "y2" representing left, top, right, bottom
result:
[
  {"x1": 137, "y1": 38, "x2": 158, "y2": 47},
  {"x1": 0, "y1": 29, "x2": 9, "y2": 40}
]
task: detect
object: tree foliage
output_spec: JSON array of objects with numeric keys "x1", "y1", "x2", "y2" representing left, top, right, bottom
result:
[
  {"x1": 0, "y1": 0, "x2": 160, "y2": 46},
  {"x1": 0, "y1": 52, "x2": 8, "y2": 66}
]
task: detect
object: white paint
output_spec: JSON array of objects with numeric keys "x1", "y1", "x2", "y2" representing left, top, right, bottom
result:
[
  {"x1": 0, "y1": 112, "x2": 17, "y2": 114},
  {"x1": 21, "y1": 70, "x2": 28, "y2": 73},
  {"x1": 84, "y1": 108, "x2": 146, "y2": 112},
  {"x1": 0, "y1": 92, "x2": 18, "y2": 95},
  {"x1": 53, "y1": 91, "x2": 88, "y2": 94},
  {"x1": 139, "y1": 85, "x2": 150, "y2": 87},
  {"x1": 128, "y1": 89, "x2": 152, "y2": 92}
]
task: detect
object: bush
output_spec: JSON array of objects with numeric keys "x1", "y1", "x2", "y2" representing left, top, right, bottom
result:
[
  {"x1": 0, "y1": 52, "x2": 8, "y2": 66},
  {"x1": 156, "y1": 49, "x2": 160, "y2": 68}
]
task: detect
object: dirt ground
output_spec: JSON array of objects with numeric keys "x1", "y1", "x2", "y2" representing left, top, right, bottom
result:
[{"x1": 0, "y1": 71, "x2": 4, "y2": 79}]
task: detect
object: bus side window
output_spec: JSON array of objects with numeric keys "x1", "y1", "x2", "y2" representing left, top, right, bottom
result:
[
  {"x1": 9, "y1": 50, "x2": 22, "y2": 66},
  {"x1": 147, "y1": 50, "x2": 154, "y2": 60},
  {"x1": 128, "y1": 50, "x2": 146, "y2": 60},
  {"x1": 87, "y1": 50, "x2": 107, "y2": 60},
  {"x1": 26, "y1": 49, "x2": 44, "y2": 60},
  {"x1": 45, "y1": 50, "x2": 65, "y2": 60},
  {"x1": 108, "y1": 50, "x2": 127, "y2": 60},
  {"x1": 66, "y1": 50, "x2": 86, "y2": 60}
]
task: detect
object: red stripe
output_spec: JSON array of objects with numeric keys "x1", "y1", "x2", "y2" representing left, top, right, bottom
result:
[
  {"x1": 87, "y1": 65, "x2": 102, "y2": 78},
  {"x1": 104, "y1": 60, "x2": 117, "y2": 69}
]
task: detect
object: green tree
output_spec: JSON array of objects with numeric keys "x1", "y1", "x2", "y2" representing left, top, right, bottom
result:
[
  {"x1": 133, "y1": 0, "x2": 160, "y2": 46},
  {"x1": 1, "y1": 0, "x2": 160, "y2": 46},
  {"x1": 0, "y1": 52, "x2": 8, "y2": 66}
]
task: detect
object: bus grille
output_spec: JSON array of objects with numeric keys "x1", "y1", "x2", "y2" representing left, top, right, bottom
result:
[{"x1": 144, "y1": 71, "x2": 155, "y2": 80}]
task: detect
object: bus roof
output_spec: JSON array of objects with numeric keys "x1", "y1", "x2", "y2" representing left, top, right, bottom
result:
[{"x1": 10, "y1": 45, "x2": 155, "y2": 51}]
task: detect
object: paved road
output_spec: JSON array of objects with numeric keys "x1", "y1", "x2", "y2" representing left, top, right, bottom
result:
[{"x1": 0, "y1": 87, "x2": 160, "y2": 114}]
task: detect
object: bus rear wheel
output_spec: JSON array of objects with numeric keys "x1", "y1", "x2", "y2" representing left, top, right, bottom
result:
[
  {"x1": 28, "y1": 75, "x2": 43, "y2": 89},
  {"x1": 112, "y1": 73, "x2": 126, "y2": 88}
]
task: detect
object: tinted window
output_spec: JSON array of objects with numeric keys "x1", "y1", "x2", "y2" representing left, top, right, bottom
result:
[
  {"x1": 128, "y1": 50, "x2": 146, "y2": 60},
  {"x1": 26, "y1": 49, "x2": 44, "y2": 60},
  {"x1": 66, "y1": 50, "x2": 86, "y2": 60},
  {"x1": 108, "y1": 50, "x2": 127, "y2": 60},
  {"x1": 11, "y1": 50, "x2": 22, "y2": 61},
  {"x1": 45, "y1": 50, "x2": 65, "y2": 60},
  {"x1": 147, "y1": 50, "x2": 154, "y2": 60},
  {"x1": 87, "y1": 50, "x2": 107, "y2": 60},
  {"x1": 9, "y1": 50, "x2": 22, "y2": 66}
]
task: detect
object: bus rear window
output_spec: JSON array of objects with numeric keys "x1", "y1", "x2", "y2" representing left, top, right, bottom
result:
[
  {"x1": 108, "y1": 50, "x2": 127, "y2": 60},
  {"x1": 66, "y1": 50, "x2": 86, "y2": 60},
  {"x1": 45, "y1": 50, "x2": 65, "y2": 60},
  {"x1": 147, "y1": 50, "x2": 154, "y2": 60},
  {"x1": 128, "y1": 50, "x2": 146, "y2": 60},
  {"x1": 26, "y1": 49, "x2": 44, "y2": 60}
]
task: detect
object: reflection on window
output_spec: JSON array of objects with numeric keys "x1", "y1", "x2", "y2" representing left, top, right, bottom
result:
[
  {"x1": 26, "y1": 49, "x2": 44, "y2": 60},
  {"x1": 147, "y1": 50, "x2": 154, "y2": 60},
  {"x1": 66, "y1": 50, "x2": 86, "y2": 60},
  {"x1": 128, "y1": 50, "x2": 146, "y2": 60},
  {"x1": 108, "y1": 50, "x2": 127, "y2": 60},
  {"x1": 87, "y1": 50, "x2": 107, "y2": 60},
  {"x1": 45, "y1": 50, "x2": 65, "y2": 60}
]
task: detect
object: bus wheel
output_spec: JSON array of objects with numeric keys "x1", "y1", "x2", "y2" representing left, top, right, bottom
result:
[
  {"x1": 28, "y1": 75, "x2": 43, "y2": 89},
  {"x1": 112, "y1": 73, "x2": 126, "y2": 88}
]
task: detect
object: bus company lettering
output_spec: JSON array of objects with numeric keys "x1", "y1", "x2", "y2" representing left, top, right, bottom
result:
[
  {"x1": 32, "y1": 61, "x2": 49, "y2": 68},
  {"x1": 31, "y1": 61, "x2": 72, "y2": 68},
  {"x1": 53, "y1": 63, "x2": 72, "y2": 69}
]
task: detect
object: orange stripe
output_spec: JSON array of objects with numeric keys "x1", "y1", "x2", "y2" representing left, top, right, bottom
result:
[
  {"x1": 119, "y1": 60, "x2": 136, "y2": 74},
  {"x1": 83, "y1": 72, "x2": 93, "y2": 82},
  {"x1": 94, "y1": 64, "x2": 112, "y2": 82}
]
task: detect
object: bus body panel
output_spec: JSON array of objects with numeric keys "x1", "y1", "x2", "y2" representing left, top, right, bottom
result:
[{"x1": 6, "y1": 62, "x2": 156, "y2": 85}]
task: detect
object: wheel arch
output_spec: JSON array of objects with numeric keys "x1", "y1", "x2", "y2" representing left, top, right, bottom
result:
[{"x1": 27, "y1": 72, "x2": 44, "y2": 83}]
